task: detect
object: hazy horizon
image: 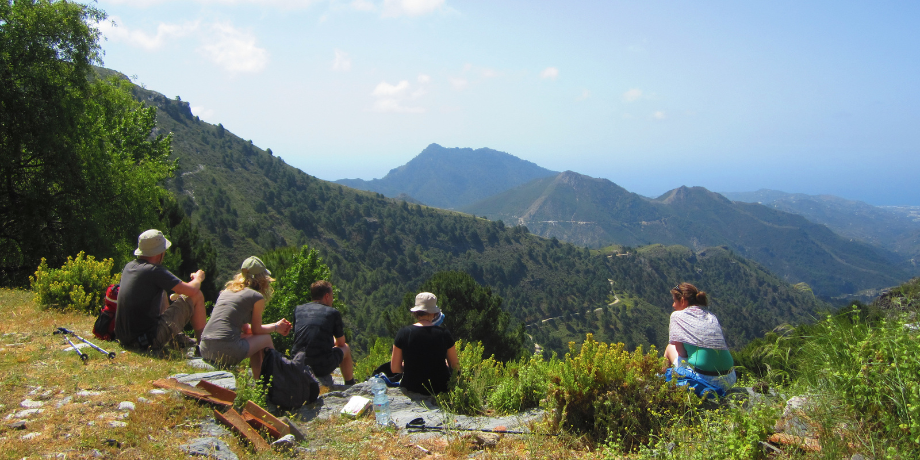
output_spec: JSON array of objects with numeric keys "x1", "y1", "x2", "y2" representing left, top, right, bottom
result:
[{"x1": 95, "y1": 0, "x2": 919, "y2": 206}]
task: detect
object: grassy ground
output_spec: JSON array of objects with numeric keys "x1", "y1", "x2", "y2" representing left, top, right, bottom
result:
[{"x1": 0, "y1": 289, "x2": 597, "y2": 459}]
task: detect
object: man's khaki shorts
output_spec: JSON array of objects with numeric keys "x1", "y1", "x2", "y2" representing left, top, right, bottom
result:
[{"x1": 150, "y1": 295, "x2": 194, "y2": 349}]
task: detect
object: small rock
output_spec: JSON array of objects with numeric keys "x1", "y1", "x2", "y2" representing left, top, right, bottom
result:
[
  {"x1": 280, "y1": 416, "x2": 306, "y2": 442},
  {"x1": 27, "y1": 386, "x2": 43, "y2": 395},
  {"x1": 108, "y1": 421, "x2": 127, "y2": 428},
  {"x1": 851, "y1": 455, "x2": 866, "y2": 460},
  {"x1": 10, "y1": 409, "x2": 44, "y2": 419},
  {"x1": 20, "y1": 399, "x2": 44, "y2": 409},
  {"x1": 199, "y1": 418, "x2": 231, "y2": 437},
  {"x1": 76, "y1": 390, "x2": 103, "y2": 397},
  {"x1": 7, "y1": 421, "x2": 27, "y2": 430},
  {"x1": 187, "y1": 358, "x2": 217, "y2": 371},
  {"x1": 137, "y1": 397, "x2": 150, "y2": 404},
  {"x1": 56, "y1": 396, "x2": 73, "y2": 408},
  {"x1": 21, "y1": 431, "x2": 41, "y2": 440},
  {"x1": 149, "y1": 389, "x2": 167, "y2": 395},
  {"x1": 468, "y1": 432, "x2": 500, "y2": 448},
  {"x1": 272, "y1": 434, "x2": 296, "y2": 451},
  {"x1": 118, "y1": 401, "x2": 135, "y2": 411},
  {"x1": 7, "y1": 342, "x2": 25, "y2": 348},
  {"x1": 179, "y1": 437, "x2": 239, "y2": 460},
  {"x1": 90, "y1": 449, "x2": 104, "y2": 458},
  {"x1": 61, "y1": 343, "x2": 91, "y2": 351}
]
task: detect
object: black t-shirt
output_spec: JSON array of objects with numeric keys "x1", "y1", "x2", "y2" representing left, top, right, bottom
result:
[
  {"x1": 114, "y1": 259, "x2": 180, "y2": 345},
  {"x1": 291, "y1": 302, "x2": 344, "y2": 360},
  {"x1": 394, "y1": 325, "x2": 455, "y2": 395}
]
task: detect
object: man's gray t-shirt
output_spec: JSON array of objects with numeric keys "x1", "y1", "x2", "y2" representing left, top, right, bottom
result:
[
  {"x1": 201, "y1": 288, "x2": 264, "y2": 342},
  {"x1": 291, "y1": 302, "x2": 344, "y2": 360},
  {"x1": 115, "y1": 259, "x2": 181, "y2": 345}
]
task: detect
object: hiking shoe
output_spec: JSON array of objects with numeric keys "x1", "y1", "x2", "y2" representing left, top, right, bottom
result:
[{"x1": 172, "y1": 332, "x2": 197, "y2": 348}]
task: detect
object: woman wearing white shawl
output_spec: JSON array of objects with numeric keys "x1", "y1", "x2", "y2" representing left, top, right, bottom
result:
[{"x1": 664, "y1": 283, "x2": 736, "y2": 393}]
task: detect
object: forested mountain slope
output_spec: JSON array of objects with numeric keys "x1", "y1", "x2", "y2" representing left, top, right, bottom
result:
[
  {"x1": 464, "y1": 171, "x2": 913, "y2": 297},
  {"x1": 130, "y1": 79, "x2": 827, "y2": 356},
  {"x1": 335, "y1": 144, "x2": 557, "y2": 209},
  {"x1": 721, "y1": 189, "x2": 920, "y2": 261}
]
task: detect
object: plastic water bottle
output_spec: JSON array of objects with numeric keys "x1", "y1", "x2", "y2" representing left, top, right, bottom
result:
[{"x1": 370, "y1": 375, "x2": 390, "y2": 426}]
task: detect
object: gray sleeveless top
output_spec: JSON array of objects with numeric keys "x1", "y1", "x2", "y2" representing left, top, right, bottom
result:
[{"x1": 201, "y1": 288, "x2": 264, "y2": 341}]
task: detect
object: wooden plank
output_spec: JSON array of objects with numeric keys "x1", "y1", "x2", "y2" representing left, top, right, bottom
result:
[
  {"x1": 242, "y1": 410, "x2": 282, "y2": 439},
  {"x1": 243, "y1": 400, "x2": 290, "y2": 437},
  {"x1": 152, "y1": 378, "x2": 211, "y2": 399},
  {"x1": 196, "y1": 379, "x2": 237, "y2": 406},
  {"x1": 214, "y1": 408, "x2": 270, "y2": 452}
]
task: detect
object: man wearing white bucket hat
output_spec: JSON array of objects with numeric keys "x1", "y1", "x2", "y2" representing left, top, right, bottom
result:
[{"x1": 114, "y1": 229, "x2": 207, "y2": 350}]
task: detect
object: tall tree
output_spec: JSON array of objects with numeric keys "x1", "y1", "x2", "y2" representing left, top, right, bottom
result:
[{"x1": 0, "y1": 1, "x2": 173, "y2": 284}]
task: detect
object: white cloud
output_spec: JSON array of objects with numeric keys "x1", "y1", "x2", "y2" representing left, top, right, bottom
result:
[
  {"x1": 540, "y1": 67, "x2": 559, "y2": 80},
  {"x1": 197, "y1": 22, "x2": 269, "y2": 73},
  {"x1": 382, "y1": 0, "x2": 445, "y2": 17},
  {"x1": 417, "y1": 74, "x2": 431, "y2": 84},
  {"x1": 449, "y1": 77, "x2": 468, "y2": 90},
  {"x1": 653, "y1": 111, "x2": 666, "y2": 120},
  {"x1": 190, "y1": 105, "x2": 216, "y2": 120},
  {"x1": 623, "y1": 88, "x2": 643, "y2": 102},
  {"x1": 332, "y1": 49, "x2": 351, "y2": 71},
  {"x1": 97, "y1": 17, "x2": 197, "y2": 51},
  {"x1": 371, "y1": 79, "x2": 425, "y2": 113},
  {"x1": 577, "y1": 89, "x2": 591, "y2": 101},
  {"x1": 481, "y1": 68, "x2": 499, "y2": 78},
  {"x1": 372, "y1": 80, "x2": 410, "y2": 97}
]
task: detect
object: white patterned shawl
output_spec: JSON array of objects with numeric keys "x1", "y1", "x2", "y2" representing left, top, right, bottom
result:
[{"x1": 668, "y1": 306, "x2": 729, "y2": 350}]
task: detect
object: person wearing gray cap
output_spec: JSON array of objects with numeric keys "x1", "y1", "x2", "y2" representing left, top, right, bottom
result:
[
  {"x1": 390, "y1": 292, "x2": 459, "y2": 395},
  {"x1": 114, "y1": 229, "x2": 207, "y2": 350},
  {"x1": 199, "y1": 257, "x2": 292, "y2": 379}
]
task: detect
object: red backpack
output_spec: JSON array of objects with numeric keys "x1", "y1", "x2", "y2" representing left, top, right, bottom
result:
[{"x1": 92, "y1": 284, "x2": 119, "y2": 341}]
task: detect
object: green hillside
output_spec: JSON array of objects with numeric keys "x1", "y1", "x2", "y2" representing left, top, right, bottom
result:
[
  {"x1": 335, "y1": 144, "x2": 558, "y2": 209},
  {"x1": 128, "y1": 79, "x2": 828, "y2": 356},
  {"x1": 464, "y1": 171, "x2": 914, "y2": 297},
  {"x1": 721, "y1": 188, "x2": 920, "y2": 260}
]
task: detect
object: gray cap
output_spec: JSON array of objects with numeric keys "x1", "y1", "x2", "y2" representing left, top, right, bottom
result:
[
  {"x1": 411, "y1": 292, "x2": 441, "y2": 314},
  {"x1": 134, "y1": 229, "x2": 171, "y2": 257},
  {"x1": 241, "y1": 256, "x2": 271, "y2": 277}
]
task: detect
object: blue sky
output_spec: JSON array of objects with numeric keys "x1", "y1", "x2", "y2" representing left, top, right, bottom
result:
[{"x1": 95, "y1": 0, "x2": 919, "y2": 206}]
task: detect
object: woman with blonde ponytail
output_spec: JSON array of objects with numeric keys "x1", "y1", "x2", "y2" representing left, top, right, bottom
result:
[{"x1": 199, "y1": 257, "x2": 292, "y2": 379}]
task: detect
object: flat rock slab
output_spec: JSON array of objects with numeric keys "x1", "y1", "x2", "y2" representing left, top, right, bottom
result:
[
  {"x1": 171, "y1": 371, "x2": 236, "y2": 391},
  {"x1": 187, "y1": 358, "x2": 217, "y2": 371},
  {"x1": 295, "y1": 381, "x2": 544, "y2": 441},
  {"x1": 179, "y1": 437, "x2": 239, "y2": 460}
]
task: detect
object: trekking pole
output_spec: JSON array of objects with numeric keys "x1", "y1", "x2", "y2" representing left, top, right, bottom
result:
[
  {"x1": 54, "y1": 330, "x2": 88, "y2": 364},
  {"x1": 55, "y1": 327, "x2": 116, "y2": 359},
  {"x1": 404, "y1": 418, "x2": 555, "y2": 436}
]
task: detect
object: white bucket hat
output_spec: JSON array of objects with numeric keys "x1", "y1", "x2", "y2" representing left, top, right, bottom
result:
[
  {"x1": 134, "y1": 229, "x2": 171, "y2": 257},
  {"x1": 410, "y1": 292, "x2": 441, "y2": 315}
]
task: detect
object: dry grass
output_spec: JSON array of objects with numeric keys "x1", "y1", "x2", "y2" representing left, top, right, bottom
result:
[{"x1": 0, "y1": 289, "x2": 601, "y2": 459}]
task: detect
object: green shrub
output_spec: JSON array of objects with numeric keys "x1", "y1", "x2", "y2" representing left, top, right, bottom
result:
[
  {"x1": 29, "y1": 252, "x2": 119, "y2": 312},
  {"x1": 635, "y1": 402, "x2": 778, "y2": 460},
  {"x1": 354, "y1": 336, "x2": 393, "y2": 382},
  {"x1": 443, "y1": 340, "x2": 505, "y2": 415},
  {"x1": 235, "y1": 366, "x2": 269, "y2": 409},
  {"x1": 487, "y1": 352, "x2": 552, "y2": 415},
  {"x1": 797, "y1": 308, "x2": 920, "y2": 455},
  {"x1": 544, "y1": 334, "x2": 698, "y2": 451}
]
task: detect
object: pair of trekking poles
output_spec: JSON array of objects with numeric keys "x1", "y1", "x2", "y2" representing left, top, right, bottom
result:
[{"x1": 53, "y1": 327, "x2": 116, "y2": 363}]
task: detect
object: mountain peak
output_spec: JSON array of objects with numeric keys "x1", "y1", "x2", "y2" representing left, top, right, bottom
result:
[{"x1": 335, "y1": 145, "x2": 558, "y2": 209}]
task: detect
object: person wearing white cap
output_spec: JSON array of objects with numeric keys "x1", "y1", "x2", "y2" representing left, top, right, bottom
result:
[
  {"x1": 198, "y1": 257, "x2": 292, "y2": 379},
  {"x1": 390, "y1": 292, "x2": 459, "y2": 395},
  {"x1": 114, "y1": 229, "x2": 207, "y2": 350}
]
